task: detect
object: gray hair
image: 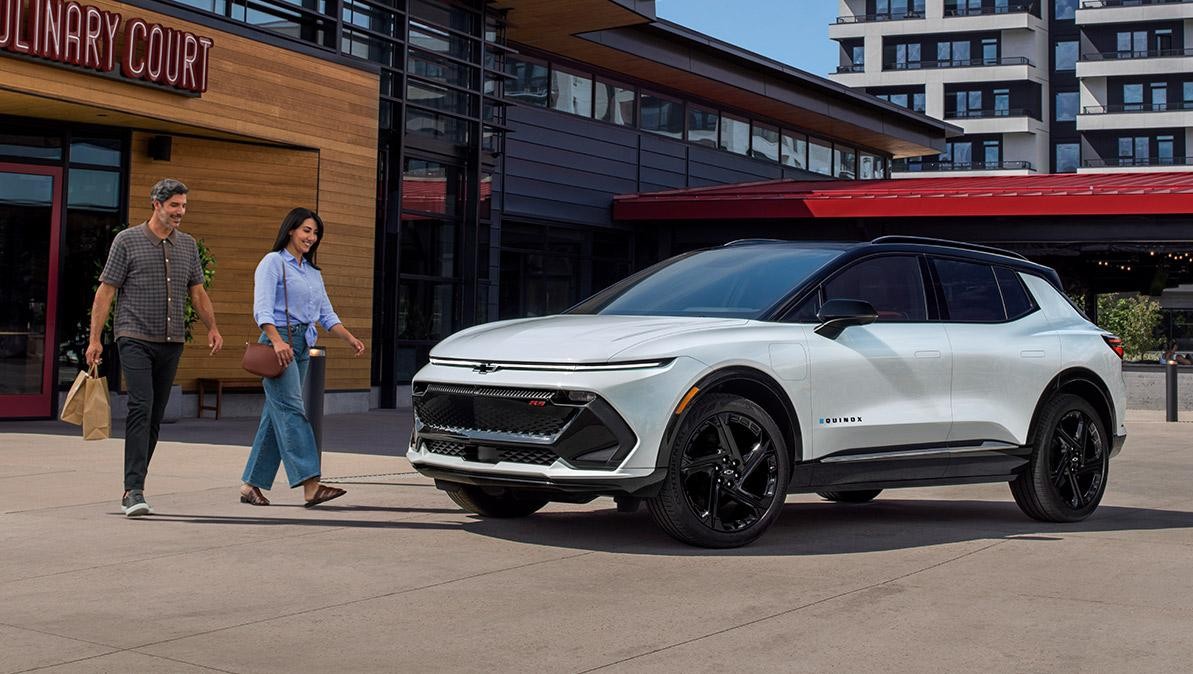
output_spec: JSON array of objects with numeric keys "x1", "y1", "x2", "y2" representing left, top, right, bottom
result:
[{"x1": 150, "y1": 178, "x2": 188, "y2": 204}]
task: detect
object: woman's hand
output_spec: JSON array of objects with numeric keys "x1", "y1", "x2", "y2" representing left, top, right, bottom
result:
[
  {"x1": 272, "y1": 340, "x2": 295, "y2": 368},
  {"x1": 347, "y1": 335, "x2": 365, "y2": 357}
]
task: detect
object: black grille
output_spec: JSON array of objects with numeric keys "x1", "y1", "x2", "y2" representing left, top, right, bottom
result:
[
  {"x1": 423, "y1": 440, "x2": 557, "y2": 466},
  {"x1": 415, "y1": 386, "x2": 574, "y2": 438}
]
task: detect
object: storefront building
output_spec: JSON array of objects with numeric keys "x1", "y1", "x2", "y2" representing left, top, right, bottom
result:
[
  {"x1": 3, "y1": 0, "x2": 956, "y2": 419},
  {"x1": 0, "y1": 0, "x2": 378, "y2": 418}
]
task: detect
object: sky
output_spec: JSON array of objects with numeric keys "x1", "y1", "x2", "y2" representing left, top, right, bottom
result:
[{"x1": 654, "y1": 0, "x2": 840, "y2": 78}]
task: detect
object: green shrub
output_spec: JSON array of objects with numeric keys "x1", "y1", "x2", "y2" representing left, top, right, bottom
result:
[{"x1": 1095, "y1": 294, "x2": 1161, "y2": 361}]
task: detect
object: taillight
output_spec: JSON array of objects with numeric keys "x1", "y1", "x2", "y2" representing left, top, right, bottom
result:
[{"x1": 1103, "y1": 335, "x2": 1124, "y2": 360}]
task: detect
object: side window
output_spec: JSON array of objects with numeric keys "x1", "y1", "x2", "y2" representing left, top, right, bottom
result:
[
  {"x1": 823, "y1": 256, "x2": 927, "y2": 321},
  {"x1": 934, "y1": 258, "x2": 1005, "y2": 322},
  {"x1": 994, "y1": 267, "x2": 1035, "y2": 320},
  {"x1": 787, "y1": 291, "x2": 820, "y2": 323}
]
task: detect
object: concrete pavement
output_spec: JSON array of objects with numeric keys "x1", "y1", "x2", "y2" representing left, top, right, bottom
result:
[{"x1": 1, "y1": 411, "x2": 1192, "y2": 672}]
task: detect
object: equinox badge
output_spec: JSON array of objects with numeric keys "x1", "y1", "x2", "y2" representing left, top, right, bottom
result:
[{"x1": 472, "y1": 362, "x2": 500, "y2": 374}]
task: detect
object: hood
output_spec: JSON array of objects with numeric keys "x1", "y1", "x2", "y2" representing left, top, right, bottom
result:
[{"x1": 431, "y1": 315, "x2": 748, "y2": 363}]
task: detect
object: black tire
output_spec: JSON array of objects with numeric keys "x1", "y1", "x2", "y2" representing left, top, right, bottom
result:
[
  {"x1": 816, "y1": 489, "x2": 882, "y2": 503},
  {"x1": 648, "y1": 393, "x2": 791, "y2": 548},
  {"x1": 446, "y1": 485, "x2": 549, "y2": 518},
  {"x1": 1011, "y1": 393, "x2": 1109, "y2": 523}
]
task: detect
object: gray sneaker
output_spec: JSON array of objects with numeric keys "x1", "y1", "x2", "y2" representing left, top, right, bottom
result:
[{"x1": 122, "y1": 490, "x2": 150, "y2": 517}]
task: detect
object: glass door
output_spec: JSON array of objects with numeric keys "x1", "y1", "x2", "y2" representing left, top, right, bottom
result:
[{"x1": 0, "y1": 164, "x2": 62, "y2": 418}]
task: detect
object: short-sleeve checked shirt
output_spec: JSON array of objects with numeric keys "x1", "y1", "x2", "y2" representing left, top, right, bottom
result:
[{"x1": 100, "y1": 223, "x2": 203, "y2": 343}]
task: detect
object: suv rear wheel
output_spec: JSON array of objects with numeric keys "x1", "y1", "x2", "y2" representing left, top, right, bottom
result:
[
  {"x1": 816, "y1": 489, "x2": 882, "y2": 503},
  {"x1": 648, "y1": 393, "x2": 790, "y2": 548},
  {"x1": 446, "y1": 485, "x2": 549, "y2": 518},
  {"x1": 1011, "y1": 393, "x2": 1109, "y2": 522}
]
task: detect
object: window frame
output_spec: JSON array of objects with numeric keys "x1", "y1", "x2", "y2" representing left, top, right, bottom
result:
[{"x1": 782, "y1": 253, "x2": 933, "y2": 324}]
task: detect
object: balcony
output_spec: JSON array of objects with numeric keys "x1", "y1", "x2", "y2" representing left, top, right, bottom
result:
[
  {"x1": 893, "y1": 160, "x2": 1034, "y2": 177},
  {"x1": 835, "y1": 11, "x2": 925, "y2": 23},
  {"x1": 884, "y1": 56, "x2": 1032, "y2": 71},
  {"x1": 1081, "y1": 156, "x2": 1193, "y2": 173},
  {"x1": 1077, "y1": 0, "x2": 1193, "y2": 24},
  {"x1": 943, "y1": 3, "x2": 1035, "y2": 16},
  {"x1": 1079, "y1": 103, "x2": 1193, "y2": 130},
  {"x1": 945, "y1": 108, "x2": 1041, "y2": 133},
  {"x1": 1077, "y1": 48, "x2": 1193, "y2": 78},
  {"x1": 835, "y1": 64, "x2": 867, "y2": 74}
]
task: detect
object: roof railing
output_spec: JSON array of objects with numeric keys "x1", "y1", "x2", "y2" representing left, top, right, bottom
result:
[{"x1": 870, "y1": 236, "x2": 1028, "y2": 260}]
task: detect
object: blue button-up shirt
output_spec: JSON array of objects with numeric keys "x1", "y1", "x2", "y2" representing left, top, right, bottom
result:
[{"x1": 253, "y1": 250, "x2": 341, "y2": 345}]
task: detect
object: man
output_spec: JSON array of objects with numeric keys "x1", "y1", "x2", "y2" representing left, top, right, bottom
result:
[{"x1": 86, "y1": 178, "x2": 223, "y2": 517}]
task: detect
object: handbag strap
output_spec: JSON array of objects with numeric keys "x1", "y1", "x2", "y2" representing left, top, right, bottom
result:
[{"x1": 280, "y1": 252, "x2": 292, "y2": 349}]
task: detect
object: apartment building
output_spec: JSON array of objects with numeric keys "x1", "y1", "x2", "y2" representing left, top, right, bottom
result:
[{"x1": 830, "y1": 0, "x2": 1193, "y2": 175}]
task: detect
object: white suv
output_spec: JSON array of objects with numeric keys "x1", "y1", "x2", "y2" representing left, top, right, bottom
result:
[{"x1": 408, "y1": 237, "x2": 1127, "y2": 548}]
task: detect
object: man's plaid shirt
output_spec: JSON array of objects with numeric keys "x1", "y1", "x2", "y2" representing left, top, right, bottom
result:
[{"x1": 100, "y1": 224, "x2": 204, "y2": 343}]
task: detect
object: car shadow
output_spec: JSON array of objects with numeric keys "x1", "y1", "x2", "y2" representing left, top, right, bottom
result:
[{"x1": 136, "y1": 498, "x2": 1193, "y2": 557}]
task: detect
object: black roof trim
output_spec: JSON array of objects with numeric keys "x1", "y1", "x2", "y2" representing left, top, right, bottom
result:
[{"x1": 870, "y1": 236, "x2": 1028, "y2": 261}]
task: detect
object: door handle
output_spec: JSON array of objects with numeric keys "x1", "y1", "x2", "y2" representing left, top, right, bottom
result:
[
  {"x1": 1020, "y1": 349, "x2": 1046, "y2": 359},
  {"x1": 914, "y1": 350, "x2": 941, "y2": 359}
]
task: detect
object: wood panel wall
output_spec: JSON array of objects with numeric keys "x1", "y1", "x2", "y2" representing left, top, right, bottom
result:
[{"x1": 0, "y1": 0, "x2": 379, "y2": 392}]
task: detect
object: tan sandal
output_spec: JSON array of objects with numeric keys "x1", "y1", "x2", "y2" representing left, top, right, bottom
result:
[{"x1": 304, "y1": 484, "x2": 346, "y2": 508}]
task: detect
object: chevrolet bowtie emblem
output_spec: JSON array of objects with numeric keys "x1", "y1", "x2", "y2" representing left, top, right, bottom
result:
[{"x1": 472, "y1": 362, "x2": 500, "y2": 374}]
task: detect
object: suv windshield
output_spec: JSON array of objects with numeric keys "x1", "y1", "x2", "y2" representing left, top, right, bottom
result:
[{"x1": 570, "y1": 245, "x2": 848, "y2": 319}]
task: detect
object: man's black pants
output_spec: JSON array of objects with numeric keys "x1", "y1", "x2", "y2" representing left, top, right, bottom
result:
[{"x1": 117, "y1": 338, "x2": 184, "y2": 491}]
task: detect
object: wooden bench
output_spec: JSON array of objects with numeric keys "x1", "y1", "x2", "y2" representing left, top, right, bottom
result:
[{"x1": 197, "y1": 378, "x2": 263, "y2": 419}]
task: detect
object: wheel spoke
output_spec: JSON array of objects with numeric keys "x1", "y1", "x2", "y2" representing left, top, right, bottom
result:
[
  {"x1": 706, "y1": 478, "x2": 722, "y2": 525},
  {"x1": 1074, "y1": 417, "x2": 1088, "y2": 451},
  {"x1": 1056, "y1": 427, "x2": 1080, "y2": 452},
  {"x1": 1050, "y1": 462, "x2": 1069, "y2": 487},
  {"x1": 725, "y1": 484, "x2": 765, "y2": 512},
  {"x1": 714, "y1": 415, "x2": 744, "y2": 463},
  {"x1": 738, "y1": 440, "x2": 770, "y2": 481},
  {"x1": 682, "y1": 452, "x2": 722, "y2": 475},
  {"x1": 1066, "y1": 470, "x2": 1085, "y2": 508}
]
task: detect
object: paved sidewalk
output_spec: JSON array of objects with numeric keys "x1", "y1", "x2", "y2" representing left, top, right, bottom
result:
[{"x1": 1, "y1": 412, "x2": 1192, "y2": 672}]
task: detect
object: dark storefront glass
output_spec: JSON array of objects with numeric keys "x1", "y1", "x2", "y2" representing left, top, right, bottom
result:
[
  {"x1": 0, "y1": 172, "x2": 53, "y2": 397},
  {"x1": 505, "y1": 55, "x2": 549, "y2": 107},
  {"x1": 808, "y1": 137, "x2": 833, "y2": 175},
  {"x1": 687, "y1": 105, "x2": 719, "y2": 147},
  {"x1": 639, "y1": 91, "x2": 684, "y2": 139},
  {"x1": 0, "y1": 133, "x2": 62, "y2": 161},
  {"x1": 595, "y1": 79, "x2": 635, "y2": 126},
  {"x1": 499, "y1": 223, "x2": 631, "y2": 320}
]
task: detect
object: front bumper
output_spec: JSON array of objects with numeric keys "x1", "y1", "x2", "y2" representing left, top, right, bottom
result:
[
  {"x1": 1110, "y1": 432, "x2": 1126, "y2": 459},
  {"x1": 407, "y1": 356, "x2": 707, "y2": 484}
]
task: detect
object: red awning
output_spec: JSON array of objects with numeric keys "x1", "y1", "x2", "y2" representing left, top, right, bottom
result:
[{"x1": 612, "y1": 172, "x2": 1193, "y2": 221}]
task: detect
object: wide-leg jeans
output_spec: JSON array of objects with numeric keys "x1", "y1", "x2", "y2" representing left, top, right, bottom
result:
[
  {"x1": 241, "y1": 326, "x2": 320, "y2": 489},
  {"x1": 117, "y1": 337, "x2": 184, "y2": 491}
]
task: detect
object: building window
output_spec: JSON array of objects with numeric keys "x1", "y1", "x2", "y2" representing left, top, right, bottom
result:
[
  {"x1": 994, "y1": 88, "x2": 1010, "y2": 115},
  {"x1": 1054, "y1": 0, "x2": 1076, "y2": 20},
  {"x1": 1158, "y1": 135, "x2": 1175, "y2": 164},
  {"x1": 595, "y1": 79, "x2": 635, "y2": 125},
  {"x1": 1117, "y1": 31, "x2": 1147, "y2": 58},
  {"x1": 1152, "y1": 82, "x2": 1169, "y2": 111},
  {"x1": 506, "y1": 55, "x2": 548, "y2": 107},
  {"x1": 938, "y1": 40, "x2": 970, "y2": 66},
  {"x1": 1184, "y1": 82, "x2": 1193, "y2": 110},
  {"x1": 1119, "y1": 136, "x2": 1149, "y2": 165},
  {"x1": 981, "y1": 38, "x2": 998, "y2": 64},
  {"x1": 860, "y1": 153, "x2": 886, "y2": 179},
  {"x1": 955, "y1": 90, "x2": 982, "y2": 117},
  {"x1": 549, "y1": 67, "x2": 593, "y2": 117},
  {"x1": 639, "y1": 91, "x2": 684, "y2": 139},
  {"x1": 719, "y1": 112, "x2": 750, "y2": 155},
  {"x1": 808, "y1": 137, "x2": 833, "y2": 175},
  {"x1": 1054, "y1": 41, "x2": 1077, "y2": 71},
  {"x1": 781, "y1": 131, "x2": 807, "y2": 169},
  {"x1": 982, "y1": 139, "x2": 1000, "y2": 166},
  {"x1": 1123, "y1": 83, "x2": 1143, "y2": 111},
  {"x1": 751, "y1": 122, "x2": 780, "y2": 162},
  {"x1": 851, "y1": 45, "x2": 865, "y2": 68},
  {"x1": 834, "y1": 145, "x2": 857, "y2": 179},
  {"x1": 687, "y1": 105, "x2": 719, "y2": 147},
  {"x1": 1055, "y1": 91, "x2": 1078, "y2": 121},
  {"x1": 1055, "y1": 143, "x2": 1079, "y2": 173},
  {"x1": 894, "y1": 43, "x2": 922, "y2": 69}
]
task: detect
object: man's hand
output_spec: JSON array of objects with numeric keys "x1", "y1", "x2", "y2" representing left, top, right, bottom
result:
[
  {"x1": 85, "y1": 340, "x2": 103, "y2": 368},
  {"x1": 208, "y1": 328, "x2": 224, "y2": 355}
]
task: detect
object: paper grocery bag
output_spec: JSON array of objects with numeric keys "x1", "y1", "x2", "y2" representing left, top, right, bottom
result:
[
  {"x1": 82, "y1": 369, "x2": 111, "y2": 441},
  {"x1": 60, "y1": 368, "x2": 91, "y2": 425}
]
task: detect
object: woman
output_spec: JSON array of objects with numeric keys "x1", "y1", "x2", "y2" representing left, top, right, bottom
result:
[{"x1": 239, "y1": 208, "x2": 366, "y2": 507}]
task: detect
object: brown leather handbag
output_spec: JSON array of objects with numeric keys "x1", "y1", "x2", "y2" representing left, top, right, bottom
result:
[{"x1": 241, "y1": 254, "x2": 292, "y2": 378}]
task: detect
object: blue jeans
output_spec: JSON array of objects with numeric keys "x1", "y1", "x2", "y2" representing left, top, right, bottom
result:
[{"x1": 242, "y1": 326, "x2": 320, "y2": 489}]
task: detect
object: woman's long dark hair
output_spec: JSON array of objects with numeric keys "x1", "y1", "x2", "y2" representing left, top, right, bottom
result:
[{"x1": 270, "y1": 207, "x2": 324, "y2": 270}]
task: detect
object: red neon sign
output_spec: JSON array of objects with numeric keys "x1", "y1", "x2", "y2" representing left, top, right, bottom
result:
[{"x1": 0, "y1": 0, "x2": 213, "y2": 94}]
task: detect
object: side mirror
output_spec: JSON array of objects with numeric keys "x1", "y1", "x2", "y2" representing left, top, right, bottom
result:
[{"x1": 814, "y1": 299, "x2": 879, "y2": 339}]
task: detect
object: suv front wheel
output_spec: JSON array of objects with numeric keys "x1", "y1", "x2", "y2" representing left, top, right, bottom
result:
[
  {"x1": 648, "y1": 394, "x2": 790, "y2": 548},
  {"x1": 1011, "y1": 393, "x2": 1109, "y2": 522}
]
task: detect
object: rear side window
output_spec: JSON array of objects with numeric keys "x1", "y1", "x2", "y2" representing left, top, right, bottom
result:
[
  {"x1": 823, "y1": 255, "x2": 926, "y2": 321},
  {"x1": 994, "y1": 267, "x2": 1035, "y2": 319},
  {"x1": 934, "y1": 258, "x2": 1005, "y2": 322}
]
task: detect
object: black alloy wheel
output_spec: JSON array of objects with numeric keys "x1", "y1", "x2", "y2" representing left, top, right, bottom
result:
[
  {"x1": 1011, "y1": 394, "x2": 1109, "y2": 523},
  {"x1": 649, "y1": 393, "x2": 790, "y2": 548}
]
